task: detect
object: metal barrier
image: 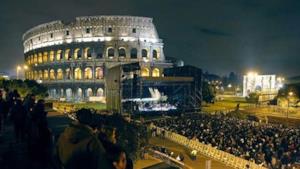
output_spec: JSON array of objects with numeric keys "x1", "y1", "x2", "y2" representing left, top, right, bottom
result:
[{"x1": 154, "y1": 127, "x2": 267, "y2": 169}]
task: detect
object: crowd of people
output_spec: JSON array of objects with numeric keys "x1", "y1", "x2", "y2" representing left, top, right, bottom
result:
[
  {"x1": 0, "y1": 89, "x2": 133, "y2": 169},
  {"x1": 0, "y1": 89, "x2": 52, "y2": 168},
  {"x1": 153, "y1": 113, "x2": 300, "y2": 169}
]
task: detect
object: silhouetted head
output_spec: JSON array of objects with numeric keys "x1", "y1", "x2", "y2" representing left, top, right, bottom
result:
[{"x1": 75, "y1": 108, "x2": 94, "y2": 125}]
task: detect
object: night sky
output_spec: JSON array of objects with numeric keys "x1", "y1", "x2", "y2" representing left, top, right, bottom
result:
[{"x1": 1, "y1": 0, "x2": 300, "y2": 77}]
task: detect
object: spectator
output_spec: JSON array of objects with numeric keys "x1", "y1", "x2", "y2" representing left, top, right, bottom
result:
[
  {"x1": 56, "y1": 108, "x2": 110, "y2": 169},
  {"x1": 9, "y1": 99, "x2": 27, "y2": 142}
]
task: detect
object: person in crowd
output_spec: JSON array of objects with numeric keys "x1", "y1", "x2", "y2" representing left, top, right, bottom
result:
[
  {"x1": 9, "y1": 99, "x2": 27, "y2": 142},
  {"x1": 56, "y1": 108, "x2": 110, "y2": 169},
  {"x1": 106, "y1": 145, "x2": 127, "y2": 169},
  {"x1": 153, "y1": 113, "x2": 300, "y2": 168}
]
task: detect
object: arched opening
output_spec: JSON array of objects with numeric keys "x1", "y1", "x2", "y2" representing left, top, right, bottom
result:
[
  {"x1": 152, "y1": 50, "x2": 158, "y2": 59},
  {"x1": 50, "y1": 89, "x2": 57, "y2": 98},
  {"x1": 49, "y1": 69, "x2": 55, "y2": 80},
  {"x1": 74, "y1": 48, "x2": 82, "y2": 59},
  {"x1": 95, "y1": 67, "x2": 103, "y2": 79},
  {"x1": 130, "y1": 48, "x2": 138, "y2": 59},
  {"x1": 84, "y1": 47, "x2": 92, "y2": 59},
  {"x1": 65, "y1": 49, "x2": 71, "y2": 60},
  {"x1": 141, "y1": 67, "x2": 150, "y2": 77},
  {"x1": 74, "y1": 68, "x2": 82, "y2": 80},
  {"x1": 56, "y1": 50, "x2": 62, "y2": 61},
  {"x1": 86, "y1": 88, "x2": 93, "y2": 97},
  {"x1": 34, "y1": 54, "x2": 38, "y2": 64},
  {"x1": 66, "y1": 88, "x2": 72, "y2": 101},
  {"x1": 118, "y1": 48, "x2": 126, "y2": 58},
  {"x1": 38, "y1": 53, "x2": 43, "y2": 63},
  {"x1": 65, "y1": 68, "x2": 71, "y2": 80},
  {"x1": 38, "y1": 71, "x2": 43, "y2": 80},
  {"x1": 43, "y1": 52, "x2": 48, "y2": 62},
  {"x1": 152, "y1": 68, "x2": 160, "y2": 77},
  {"x1": 44, "y1": 70, "x2": 48, "y2": 80},
  {"x1": 107, "y1": 48, "x2": 114, "y2": 58},
  {"x1": 84, "y1": 67, "x2": 93, "y2": 79},
  {"x1": 77, "y1": 88, "x2": 83, "y2": 100},
  {"x1": 57, "y1": 69, "x2": 63, "y2": 80},
  {"x1": 142, "y1": 49, "x2": 148, "y2": 58},
  {"x1": 49, "y1": 51, "x2": 54, "y2": 62},
  {"x1": 30, "y1": 55, "x2": 34, "y2": 64},
  {"x1": 97, "y1": 88, "x2": 104, "y2": 97},
  {"x1": 60, "y1": 89, "x2": 64, "y2": 97}
]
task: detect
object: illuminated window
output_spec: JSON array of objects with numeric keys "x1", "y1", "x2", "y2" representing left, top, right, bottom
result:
[
  {"x1": 57, "y1": 69, "x2": 63, "y2": 80},
  {"x1": 84, "y1": 67, "x2": 93, "y2": 79},
  {"x1": 118, "y1": 48, "x2": 126, "y2": 58},
  {"x1": 38, "y1": 71, "x2": 43, "y2": 80},
  {"x1": 86, "y1": 88, "x2": 93, "y2": 97},
  {"x1": 50, "y1": 69, "x2": 55, "y2": 80},
  {"x1": 107, "y1": 48, "x2": 114, "y2": 58},
  {"x1": 141, "y1": 67, "x2": 150, "y2": 77},
  {"x1": 49, "y1": 51, "x2": 54, "y2": 62},
  {"x1": 43, "y1": 52, "x2": 48, "y2": 62},
  {"x1": 142, "y1": 49, "x2": 148, "y2": 58},
  {"x1": 38, "y1": 53, "x2": 43, "y2": 63},
  {"x1": 95, "y1": 67, "x2": 103, "y2": 79},
  {"x1": 74, "y1": 48, "x2": 81, "y2": 59},
  {"x1": 44, "y1": 70, "x2": 48, "y2": 80},
  {"x1": 152, "y1": 68, "x2": 160, "y2": 77},
  {"x1": 56, "y1": 50, "x2": 62, "y2": 61},
  {"x1": 65, "y1": 49, "x2": 71, "y2": 60},
  {"x1": 65, "y1": 68, "x2": 71, "y2": 80},
  {"x1": 97, "y1": 88, "x2": 104, "y2": 97},
  {"x1": 84, "y1": 47, "x2": 92, "y2": 59},
  {"x1": 74, "y1": 68, "x2": 82, "y2": 80},
  {"x1": 34, "y1": 54, "x2": 38, "y2": 63}
]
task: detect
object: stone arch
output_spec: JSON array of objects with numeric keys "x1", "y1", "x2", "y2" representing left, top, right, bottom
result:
[
  {"x1": 65, "y1": 68, "x2": 71, "y2": 80},
  {"x1": 142, "y1": 49, "x2": 148, "y2": 58},
  {"x1": 66, "y1": 88, "x2": 73, "y2": 101},
  {"x1": 107, "y1": 47, "x2": 115, "y2": 58},
  {"x1": 84, "y1": 47, "x2": 92, "y2": 59},
  {"x1": 38, "y1": 70, "x2": 43, "y2": 80},
  {"x1": 65, "y1": 49, "x2": 71, "y2": 60},
  {"x1": 86, "y1": 88, "x2": 93, "y2": 97},
  {"x1": 118, "y1": 47, "x2": 126, "y2": 57},
  {"x1": 97, "y1": 88, "x2": 104, "y2": 97},
  {"x1": 152, "y1": 68, "x2": 160, "y2": 77},
  {"x1": 130, "y1": 48, "x2": 138, "y2": 59},
  {"x1": 57, "y1": 69, "x2": 63, "y2": 80},
  {"x1": 141, "y1": 67, "x2": 150, "y2": 77},
  {"x1": 44, "y1": 70, "x2": 49, "y2": 80},
  {"x1": 152, "y1": 49, "x2": 159, "y2": 59},
  {"x1": 74, "y1": 68, "x2": 82, "y2": 80},
  {"x1": 77, "y1": 88, "x2": 83, "y2": 101},
  {"x1": 49, "y1": 69, "x2": 55, "y2": 80},
  {"x1": 43, "y1": 52, "x2": 48, "y2": 62},
  {"x1": 95, "y1": 67, "x2": 103, "y2": 79},
  {"x1": 38, "y1": 53, "x2": 43, "y2": 63},
  {"x1": 50, "y1": 88, "x2": 57, "y2": 98},
  {"x1": 74, "y1": 48, "x2": 82, "y2": 59},
  {"x1": 49, "y1": 51, "x2": 55, "y2": 62},
  {"x1": 84, "y1": 67, "x2": 93, "y2": 79},
  {"x1": 56, "y1": 50, "x2": 62, "y2": 61}
]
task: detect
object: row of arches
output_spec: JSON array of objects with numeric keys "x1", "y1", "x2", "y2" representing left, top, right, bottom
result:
[
  {"x1": 49, "y1": 87, "x2": 104, "y2": 101},
  {"x1": 26, "y1": 47, "x2": 160, "y2": 65},
  {"x1": 26, "y1": 67, "x2": 104, "y2": 80},
  {"x1": 26, "y1": 67, "x2": 161, "y2": 80}
]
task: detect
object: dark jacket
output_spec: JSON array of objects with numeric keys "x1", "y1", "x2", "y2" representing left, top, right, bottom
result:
[{"x1": 57, "y1": 122, "x2": 111, "y2": 169}]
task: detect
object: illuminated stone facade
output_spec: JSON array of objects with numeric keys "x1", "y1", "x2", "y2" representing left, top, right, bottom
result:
[{"x1": 23, "y1": 16, "x2": 172, "y2": 101}]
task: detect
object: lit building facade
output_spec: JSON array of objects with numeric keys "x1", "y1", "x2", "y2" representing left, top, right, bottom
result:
[
  {"x1": 242, "y1": 73, "x2": 284, "y2": 98},
  {"x1": 23, "y1": 16, "x2": 172, "y2": 101}
]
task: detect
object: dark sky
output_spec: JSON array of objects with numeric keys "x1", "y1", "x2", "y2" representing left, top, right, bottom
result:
[{"x1": 1, "y1": 0, "x2": 300, "y2": 77}]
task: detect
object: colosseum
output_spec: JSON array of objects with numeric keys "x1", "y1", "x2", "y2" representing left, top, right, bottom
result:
[{"x1": 23, "y1": 15, "x2": 172, "y2": 102}]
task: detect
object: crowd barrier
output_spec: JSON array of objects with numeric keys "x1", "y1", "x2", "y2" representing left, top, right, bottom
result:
[
  {"x1": 147, "y1": 149, "x2": 190, "y2": 169},
  {"x1": 154, "y1": 127, "x2": 267, "y2": 169}
]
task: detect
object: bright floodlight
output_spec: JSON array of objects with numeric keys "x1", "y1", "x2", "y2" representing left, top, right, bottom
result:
[
  {"x1": 289, "y1": 92, "x2": 294, "y2": 96},
  {"x1": 17, "y1": 66, "x2": 22, "y2": 70},
  {"x1": 247, "y1": 71, "x2": 258, "y2": 77}
]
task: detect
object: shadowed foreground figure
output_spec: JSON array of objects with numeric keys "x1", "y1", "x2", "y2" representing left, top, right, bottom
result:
[{"x1": 56, "y1": 109, "x2": 110, "y2": 169}]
